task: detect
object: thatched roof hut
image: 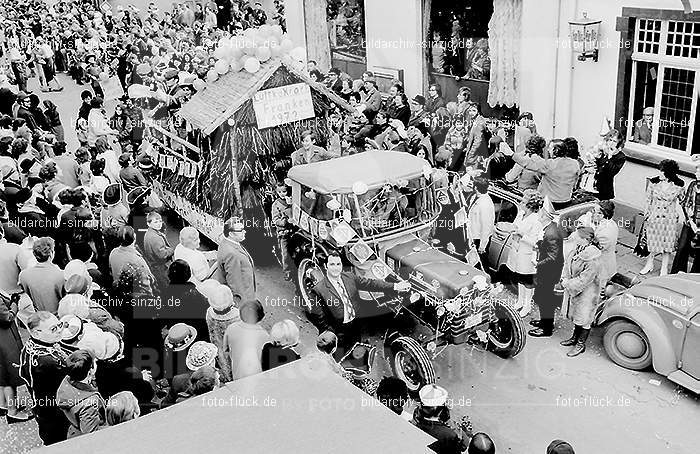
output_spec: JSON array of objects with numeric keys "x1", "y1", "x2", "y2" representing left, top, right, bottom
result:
[{"x1": 159, "y1": 57, "x2": 354, "y2": 239}]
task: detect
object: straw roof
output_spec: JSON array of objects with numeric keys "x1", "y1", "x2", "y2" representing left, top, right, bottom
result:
[{"x1": 179, "y1": 57, "x2": 354, "y2": 135}]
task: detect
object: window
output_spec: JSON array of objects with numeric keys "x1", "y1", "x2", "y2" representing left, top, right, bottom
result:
[
  {"x1": 428, "y1": 0, "x2": 493, "y2": 81},
  {"x1": 327, "y1": 0, "x2": 366, "y2": 62},
  {"x1": 627, "y1": 18, "x2": 700, "y2": 154}
]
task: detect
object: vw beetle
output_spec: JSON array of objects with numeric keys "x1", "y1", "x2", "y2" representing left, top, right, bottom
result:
[
  {"x1": 285, "y1": 151, "x2": 526, "y2": 391},
  {"x1": 595, "y1": 274, "x2": 700, "y2": 393}
]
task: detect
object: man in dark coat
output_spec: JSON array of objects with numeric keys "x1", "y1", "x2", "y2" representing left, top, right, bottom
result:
[
  {"x1": 309, "y1": 252, "x2": 409, "y2": 358},
  {"x1": 19, "y1": 311, "x2": 69, "y2": 445},
  {"x1": 15, "y1": 92, "x2": 40, "y2": 131},
  {"x1": 594, "y1": 140, "x2": 626, "y2": 201},
  {"x1": 529, "y1": 198, "x2": 565, "y2": 337}
]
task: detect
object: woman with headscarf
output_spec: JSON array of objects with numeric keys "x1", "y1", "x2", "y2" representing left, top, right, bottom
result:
[
  {"x1": 638, "y1": 159, "x2": 685, "y2": 276},
  {"x1": 505, "y1": 189, "x2": 544, "y2": 317},
  {"x1": 559, "y1": 226, "x2": 602, "y2": 357}
]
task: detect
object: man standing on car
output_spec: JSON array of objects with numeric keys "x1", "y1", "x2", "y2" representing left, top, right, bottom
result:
[
  {"x1": 309, "y1": 252, "x2": 410, "y2": 359},
  {"x1": 529, "y1": 198, "x2": 565, "y2": 338}
]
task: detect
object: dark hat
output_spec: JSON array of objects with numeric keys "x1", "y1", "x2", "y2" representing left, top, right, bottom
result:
[
  {"x1": 547, "y1": 440, "x2": 575, "y2": 454},
  {"x1": 164, "y1": 323, "x2": 197, "y2": 351},
  {"x1": 102, "y1": 183, "x2": 121, "y2": 206},
  {"x1": 16, "y1": 91, "x2": 31, "y2": 101},
  {"x1": 412, "y1": 94, "x2": 426, "y2": 106},
  {"x1": 127, "y1": 186, "x2": 152, "y2": 207},
  {"x1": 163, "y1": 68, "x2": 178, "y2": 80},
  {"x1": 137, "y1": 155, "x2": 154, "y2": 170},
  {"x1": 118, "y1": 152, "x2": 132, "y2": 167}
]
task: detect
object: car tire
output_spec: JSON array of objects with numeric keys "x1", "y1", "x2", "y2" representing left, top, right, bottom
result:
[
  {"x1": 603, "y1": 320, "x2": 652, "y2": 371},
  {"x1": 387, "y1": 336, "x2": 436, "y2": 393},
  {"x1": 487, "y1": 299, "x2": 526, "y2": 358}
]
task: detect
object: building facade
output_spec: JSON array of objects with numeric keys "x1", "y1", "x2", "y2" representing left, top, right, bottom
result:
[{"x1": 286, "y1": 0, "x2": 700, "y2": 209}]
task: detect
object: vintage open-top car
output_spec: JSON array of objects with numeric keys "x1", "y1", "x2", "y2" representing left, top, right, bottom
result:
[
  {"x1": 595, "y1": 274, "x2": 700, "y2": 393},
  {"x1": 285, "y1": 151, "x2": 526, "y2": 391}
]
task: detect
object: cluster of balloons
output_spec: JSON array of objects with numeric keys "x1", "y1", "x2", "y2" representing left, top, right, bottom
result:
[{"x1": 203, "y1": 24, "x2": 307, "y2": 85}]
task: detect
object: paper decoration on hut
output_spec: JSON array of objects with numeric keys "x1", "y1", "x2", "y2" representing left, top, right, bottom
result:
[
  {"x1": 371, "y1": 262, "x2": 391, "y2": 280},
  {"x1": 298, "y1": 211, "x2": 310, "y2": 231},
  {"x1": 329, "y1": 220, "x2": 356, "y2": 247},
  {"x1": 291, "y1": 204, "x2": 301, "y2": 225},
  {"x1": 177, "y1": 160, "x2": 186, "y2": 176},
  {"x1": 454, "y1": 207, "x2": 467, "y2": 229},
  {"x1": 252, "y1": 83, "x2": 315, "y2": 129},
  {"x1": 308, "y1": 217, "x2": 319, "y2": 236},
  {"x1": 317, "y1": 221, "x2": 329, "y2": 240},
  {"x1": 465, "y1": 248, "x2": 480, "y2": 267},
  {"x1": 349, "y1": 239, "x2": 373, "y2": 265}
]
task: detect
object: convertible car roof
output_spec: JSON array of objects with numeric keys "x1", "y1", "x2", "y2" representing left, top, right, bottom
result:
[{"x1": 287, "y1": 151, "x2": 429, "y2": 194}]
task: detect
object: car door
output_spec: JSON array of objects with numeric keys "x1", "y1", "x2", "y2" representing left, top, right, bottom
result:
[{"x1": 681, "y1": 313, "x2": 700, "y2": 379}]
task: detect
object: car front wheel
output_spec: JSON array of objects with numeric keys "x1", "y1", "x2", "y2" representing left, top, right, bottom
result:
[
  {"x1": 487, "y1": 299, "x2": 526, "y2": 358},
  {"x1": 297, "y1": 258, "x2": 324, "y2": 313},
  {"x1": 603, "y1": 320, "x2": 653, "y2": 370}
]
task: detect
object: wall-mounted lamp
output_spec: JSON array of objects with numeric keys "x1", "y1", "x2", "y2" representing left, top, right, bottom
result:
[{"x1": 569, "y1": 12, "x2": 602, "y2": 62}]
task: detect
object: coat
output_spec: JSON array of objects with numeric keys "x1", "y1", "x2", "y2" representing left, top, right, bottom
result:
[
  {"x1": 536, "y1": 221, "x2": 564, "y2": 288},
  {"x1": 561, "y1": 244, "x2": 602, "y2": 328},
  {"x1": 512, "y1": 153, "x2": 581, "y2": 203},
  {"x1": 464, "y1": 115, "x2": 489, "y2": 168},
  {"x1": 217, "y1": 239, "x2": 256, "y2": 303},
  {"x1": 595, "y1": 219, "x2": 619, "y2": 282},
  {"x1": 56, "y1": 377, "x2": 106, "y2": 439},
  {"x1": 291, "y1": 145, "x2": 339, "y2": 166},
  {"x1": 143, "y1": 228, "x2": 174, "y2": 285},
  {"x1": 506, "y1": 212, "x2": 543, "y2": 275},
  {"x1": 594, "y1": 150, "x2": 626, "y2": 200},
  {"x1": 109, "y1": 245, "x2": 153, "y2": 287},
  {"x1": 309, "y1": 272, "x2": 394, "y2": 333},
  {"x1": 160, "y1": 282, "x2": 210, "y2": 341},
  {"x1": 0, "y1": 299, "x2": 23, "y2": 387},
  {"x1": 19, "y1": 262, "x2": 65, "y2": 314}
]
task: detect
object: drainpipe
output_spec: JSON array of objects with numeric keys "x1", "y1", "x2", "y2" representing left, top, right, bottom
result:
[{"x1": 552, "y1": 0, "x2": 563, "y2": 137}]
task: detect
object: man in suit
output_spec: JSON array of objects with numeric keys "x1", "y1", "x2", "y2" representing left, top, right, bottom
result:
[
  {"x1": 290, "y1": 130, "x2": 339, "y2": 166},
  {"x1": 217, "y1": 217, "x2": 256, "y2": 303},
  {"x1": 529, "y1": 198, "x2": 565, "y2": 337},
  {"x1": 309, "y1": 252, "x2": 410, "y2": 358},
  {"x1": 360, "y1": 80, "x2": 383, "y2": 121}
]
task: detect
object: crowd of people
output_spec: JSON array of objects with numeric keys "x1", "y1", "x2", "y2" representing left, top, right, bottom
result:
[{"x1": 1, "y1": 0, "x2": 691, "y2": 453}]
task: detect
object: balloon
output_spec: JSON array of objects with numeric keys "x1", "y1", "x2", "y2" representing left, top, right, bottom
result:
[
  {"x1": 230, "y1": 59, "x2": 244, "y2": 72},
  {"x1": 193, "y1": 78, "x2": 206, "y2": 91},
  {"x1": 270, "y1": 25, "x2": 283, "y2": 39},
  {"x1": 230, "y1": 46, "x2": 243, "y2": 60},
  {"x1": 256, "y1": 46, "x2": 271, "y2": 62},
  {"x1": 243, "y1": 28, "x2": 256, "y2": 39},
  {"x1": 215, "y1": 59, "x2": 229, "y2": 75},
  {"x1": 244, "y1": 57, "x2": 261, "y2": 73},
  {"x1": 206, "y1": 69, "x2": 219, "y2": 83},
  {"x1": 213, "y1": 46, "x2": 227, "y2": 60},
  {"x1": 217, "y1": 37, "x2": 229, "y2": 48},
  {"x1": 243, "y1": 38, "x2": 257, "y2": 55},
  {"x1": 290, "y1": 46, "x2": 306, "y2": 62},
  {"x1": 269, "y1": 41, "x2": 281, "y2": 57},
  {"x1": 280, "y1": 38, "x2": 293, "y2": 53},
  {"x1": 231, "y1": 36, "x2": 245, "y2": 50}
]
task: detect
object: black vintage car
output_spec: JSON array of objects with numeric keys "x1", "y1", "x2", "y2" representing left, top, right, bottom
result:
[{"x1": 285, "y1": 151, "x2": 526, "y2": 391}]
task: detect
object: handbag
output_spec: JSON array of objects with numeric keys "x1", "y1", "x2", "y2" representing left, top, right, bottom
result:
[{"x1": 634, "y1": 218, "x2": 650, "y2": 257}]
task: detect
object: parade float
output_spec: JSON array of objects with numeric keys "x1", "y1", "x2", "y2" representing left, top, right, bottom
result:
[{"x1": 148, "y1": 26, "x2": 353, "y2": 248}]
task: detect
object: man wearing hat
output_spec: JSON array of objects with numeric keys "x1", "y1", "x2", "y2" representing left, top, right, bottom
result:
[
  {"x1": 217, "y1": 217, "x2": 256, "y2": 303},
  {"x1": 408, "y1": 94, "x2": 430, "y2": 128},
  {"x1": 632, "y1": 106, "x2": 653, "y2": 145},
  {"x1": 162, "y1": 340, "x2": 217, "y2": 407},
  {"x1": 529, "y1": 197, "x2": 565, "y2": 337},
  {"x1": 161, "y1": 323, "x2": 197, "y2": 381},
  {"x1": 413, "y1": 384, "x2": 468, "y2": 454}
]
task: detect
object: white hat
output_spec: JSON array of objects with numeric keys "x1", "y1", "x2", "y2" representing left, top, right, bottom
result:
[
  {"x1": 419, "y1": 384, "x2": 448, "y2": 407},
  {"x1": 185, "y1": 341, "x2": 218, "y2": 371},
  {"x1": 64, "y1": 259, "x2": 89, "y2": 282},
  {"x1": 57, "y1": 294, "x2": 91, "y2": 319}
]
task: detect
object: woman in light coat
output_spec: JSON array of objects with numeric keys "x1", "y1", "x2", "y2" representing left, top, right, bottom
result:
[
  {"x1": 505, "y1": 189, "x2": 544, "y2": 316},
  {"x1": 592, "y1": 200, "x2": 618, "y2": 283},
  {"x1": 559, "y1": 226, "x2": 602, "y2": 357}
]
